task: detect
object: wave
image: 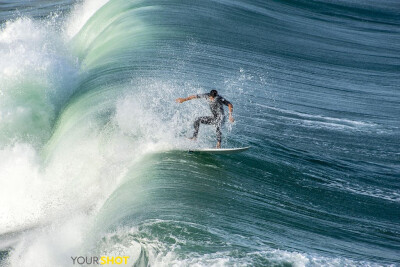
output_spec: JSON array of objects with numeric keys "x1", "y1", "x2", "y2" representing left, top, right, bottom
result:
[
  {"x1": 0, "y1": 17, "x2": 78, "y2": 146},
  {"x1": 0, "y1": 0, "x2": 399, "y2": 266}
]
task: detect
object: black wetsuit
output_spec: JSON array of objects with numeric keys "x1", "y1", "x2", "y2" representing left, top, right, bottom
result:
[{"x1": 192, "y1": 93, "x2": 231, "y2": 143}]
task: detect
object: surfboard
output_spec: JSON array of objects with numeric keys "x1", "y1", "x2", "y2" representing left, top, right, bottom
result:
[{"x1": 188, "y1": 146, "x2": 250, "y2": 154}]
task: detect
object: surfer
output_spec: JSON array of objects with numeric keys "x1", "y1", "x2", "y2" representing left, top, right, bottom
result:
[{"x1": 176, "y1": 90, "x2": 234, "y2": 148}]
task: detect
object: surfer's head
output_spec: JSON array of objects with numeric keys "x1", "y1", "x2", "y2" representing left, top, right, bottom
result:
[{"x1": 210, "y1": 90, "x2": 218, "y2": 97}]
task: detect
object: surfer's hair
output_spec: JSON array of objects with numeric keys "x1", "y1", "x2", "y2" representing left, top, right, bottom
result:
[{"x1": 210, "y1": 90, "x2": 218, "y2": 97}]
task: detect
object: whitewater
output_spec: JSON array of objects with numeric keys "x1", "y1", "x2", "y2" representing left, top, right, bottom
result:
[{"x1": 0, "y1": 0, "x2": 399, "y2": 266}]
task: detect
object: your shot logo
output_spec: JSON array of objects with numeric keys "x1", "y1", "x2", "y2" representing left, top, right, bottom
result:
[{"x1": 71, "y1": 256, "x2": 130, "y2": 265}]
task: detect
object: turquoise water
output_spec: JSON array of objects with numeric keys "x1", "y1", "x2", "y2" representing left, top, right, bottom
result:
[{"x1": 0, "y1": 0, "x2": 399, "y2": 266}]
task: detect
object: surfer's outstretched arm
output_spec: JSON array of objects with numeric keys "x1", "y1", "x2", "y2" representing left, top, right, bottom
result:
[{"x1": 175, "y1": 95, "x2": 198, "y2": 103}]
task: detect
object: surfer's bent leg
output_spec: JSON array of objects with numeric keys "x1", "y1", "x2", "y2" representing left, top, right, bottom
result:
[
  {"x1": 216, "y1": 124, "x2": 222, "y2": 143},
  {"x1": 215, "y1": 117, "x2": 223, "y2": 144},
  {"x1": 192, "y1": 116, "x2": 214, "y2": 139}
]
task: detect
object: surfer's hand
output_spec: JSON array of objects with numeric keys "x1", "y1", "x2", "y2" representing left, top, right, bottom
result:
[
  {"x1": 176, "y1": 98, "x2": 184, "y2": 103},
  {"x1": 229, "y1": 116, "x2": 234, "y2": 123}
]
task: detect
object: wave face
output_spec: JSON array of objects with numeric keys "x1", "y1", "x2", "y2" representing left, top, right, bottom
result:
[{"x1": 0, "y1": 0, "x2": 399, "y2": 266}]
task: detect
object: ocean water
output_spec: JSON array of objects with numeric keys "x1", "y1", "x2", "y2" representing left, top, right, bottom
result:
[{"x1": 0, "y1": 0, "x2": 399, "y2": 266}]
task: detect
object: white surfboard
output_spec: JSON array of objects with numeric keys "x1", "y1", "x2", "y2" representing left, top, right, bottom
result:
[{"x1": 188, "y1": 146, "x2": 250, "y2": 154}]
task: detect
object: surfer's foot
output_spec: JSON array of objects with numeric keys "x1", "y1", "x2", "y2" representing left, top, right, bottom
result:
[
  {"x1": 188, "y1": 136, "x2": 197, "y2": 141},
  {"x1": 216, "y1": 142, "x2": 221, "y2": 149}
]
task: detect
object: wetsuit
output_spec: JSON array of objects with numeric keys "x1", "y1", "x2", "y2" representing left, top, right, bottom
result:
[{"x1": 192, "y1": 93, "x2": 231, "y2": 143}]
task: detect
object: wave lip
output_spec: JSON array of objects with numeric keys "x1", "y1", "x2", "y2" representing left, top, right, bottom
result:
[{"x1": 0, "y1": 17, "x2": 79, "y2": 146}]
